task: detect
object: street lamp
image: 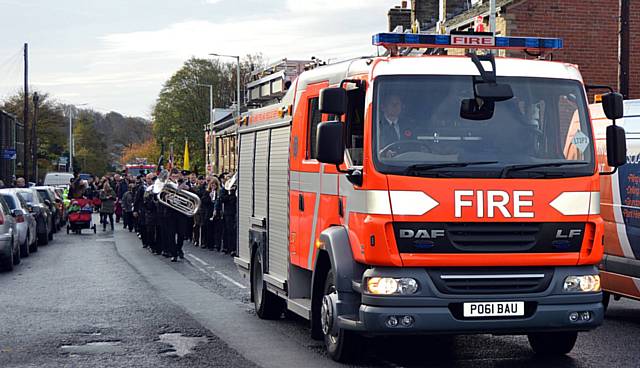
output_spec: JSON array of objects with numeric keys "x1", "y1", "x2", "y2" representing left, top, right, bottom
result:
[
  {"x1": 195, "y1": 83, "x2": 214, "y2": 125},
  {"x1": 209, "y1": 53, "x2": 241, "y2": 120},
  {"x1": 66, "y1": 103, "x2": 88, "y2": 173}
]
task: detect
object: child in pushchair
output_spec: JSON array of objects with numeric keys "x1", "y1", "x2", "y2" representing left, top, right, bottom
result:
[{"x1": 67, "y1": 198, "x2": 97, "y2": 234}]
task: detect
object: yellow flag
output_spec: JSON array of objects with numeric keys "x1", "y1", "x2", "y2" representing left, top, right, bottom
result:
[{"x1": 183, "y1": 138, "x2": 190, "y2": 171}]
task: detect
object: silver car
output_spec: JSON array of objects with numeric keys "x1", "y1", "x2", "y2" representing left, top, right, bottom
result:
[
  {"x1": 0, "y1": 195, "x2": 19, "y2": 271},
  {"x1": 0, "y1": 189, "x2": 38, "y2": 257}
]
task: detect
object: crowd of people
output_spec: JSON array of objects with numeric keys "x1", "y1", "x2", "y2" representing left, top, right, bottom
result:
[{"x1": 72, "y1": 169, "x2": 237, "y2": 262}]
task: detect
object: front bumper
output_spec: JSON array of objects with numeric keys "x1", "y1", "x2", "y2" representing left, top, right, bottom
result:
[{"x1": 338, "y1": 265, "x2": 603, "y2": 334}]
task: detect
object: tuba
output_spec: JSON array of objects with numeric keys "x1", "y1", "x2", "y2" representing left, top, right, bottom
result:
[{"x1": 152, "y1": 170, "x2": 201, "y2": 217}]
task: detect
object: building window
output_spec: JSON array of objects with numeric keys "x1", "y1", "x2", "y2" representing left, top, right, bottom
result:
[{"x1": 307, "y1": 97, "x2": 322, "y2": 159}]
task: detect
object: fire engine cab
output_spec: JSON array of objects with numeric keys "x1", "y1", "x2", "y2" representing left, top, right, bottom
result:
[{"x1": 234, "y1": 31, "x2": 627, "y2": 362}]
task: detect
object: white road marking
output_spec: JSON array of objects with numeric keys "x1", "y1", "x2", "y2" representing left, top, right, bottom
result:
[
  {"x1": 96, "y1": 238, "x2": 113, "y2": 242},
  {"x1": 185, "y1": 256, "x2": 246, "y2": 289},
  {"x1": 214, "y1": 271, "x2": 247, "y2": 289},
  {"x1": 186, "y1": 253, "x2": 208, "y2": 266}
]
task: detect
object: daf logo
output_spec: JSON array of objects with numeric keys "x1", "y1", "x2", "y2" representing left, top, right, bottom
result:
[
  {"x1": 399, "y1": 229, "x2": 446, "y2": 239},
  {"x1": 555, "y1": 229, "x2": 582, "y2": 239}
]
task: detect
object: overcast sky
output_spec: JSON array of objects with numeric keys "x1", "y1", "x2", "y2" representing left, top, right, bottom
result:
[{"x1": 0, "y1": 0, "x2": 394, "y2": 118}]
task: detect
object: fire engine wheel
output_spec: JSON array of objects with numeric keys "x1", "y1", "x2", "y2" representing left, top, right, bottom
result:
[
  {"x1": 322, "y1": 270, "x2": 361, "y2": 363},
  {"x1": 602, "y1": 292, "x2": 611, "y2": 312},
  {"x1": 527, "y1": 331, "x2": 578, "y2": 356},
  {"x1": 251, "y1": 248, "x2": 284, "y2": 319}
]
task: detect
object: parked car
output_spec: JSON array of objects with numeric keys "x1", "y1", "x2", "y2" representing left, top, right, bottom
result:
[
  {"x1": 591, "y1": 99, "x2": 640, "y2": 307},
  {"x1": 0, "y1": 195, "x2": 20, "y2": 271},
  {"x1": 0, "y1": 189, "x2": 37, "y2": 257},
  {"x1": 43, "y1": 172, "x2": 74, "y2": 187},
  {"x1": 16, "y1": 188, "x2": 52, "y2": 245},
  {"x1": 34, "y1": 186, "x2": 61, "y2": 233}
]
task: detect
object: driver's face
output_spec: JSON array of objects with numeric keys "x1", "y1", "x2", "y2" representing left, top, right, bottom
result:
[{"x1": 382, "y1": 95, "x2": 403, "y2": 120}]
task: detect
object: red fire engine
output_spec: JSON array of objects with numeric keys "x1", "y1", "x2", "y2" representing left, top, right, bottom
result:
[{"x1": 234, "y1": 32, "x2": 627, "y2": 362}]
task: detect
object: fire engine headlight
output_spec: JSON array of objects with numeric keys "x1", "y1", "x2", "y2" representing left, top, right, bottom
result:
[
  {"x1": 365, "y1": 277, "x2": 418, "y2": 295},
  {"x1": 563, "y1": 275, "x2": 601, "y2": 293}
]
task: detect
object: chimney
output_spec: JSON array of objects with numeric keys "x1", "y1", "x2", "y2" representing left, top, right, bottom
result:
[{"x1": 388, "y1": 2, "x2": 412, "y2": 32}]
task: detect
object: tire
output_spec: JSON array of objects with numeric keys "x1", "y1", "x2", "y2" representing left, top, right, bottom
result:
[
  {"x1": 29, "y1": 234, "x2": 38, "y2": 253},
  {"x1": 20, "y1": 235, "x2": 29, "y2": 258},
  {"x1": 251, "y1": 248, "x2": 284, "y2": 319},
  {"x1": 602, "y1": 292, "x2": 611, "y2": 312},
  {"x1": 1, "y1": 248, "x2": 14, "y2": 271},
  {"x1": 38, "y1": 232, "x2": 48, "y2": 246},
  {"x1": 13, "y1": 238, "x2": 20, "y2": 265},
  {"x1": 322, "y1": 270, "x2": 361, "y2": 363},
  {"x1": 528, "y1": 331, "x2": 578, "y2": 356}
]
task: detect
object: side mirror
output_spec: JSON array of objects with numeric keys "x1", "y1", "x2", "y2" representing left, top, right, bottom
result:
[
  {"x1": 44, "y1": 199, "x2": 51, "y2": 206},
  {"x1": 316, "y1": 121, "x2": 344, "y2": 165},
  {"x1": 606, "y1": 125, "x2": 627, "y2": 167},
  {"x1": 602, "y1": 92, "x2": 624, "y2": 120},
  {"x1": 319, "y1": 87, "x2": 347, "y2": 115},
  {"x1": 11, "y1": 209, "x2": 23, "y2": 217}
]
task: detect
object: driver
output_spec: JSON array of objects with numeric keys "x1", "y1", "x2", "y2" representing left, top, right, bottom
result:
[{"x1": 378, "y1": 93, "x2": 412, "y2": 156}]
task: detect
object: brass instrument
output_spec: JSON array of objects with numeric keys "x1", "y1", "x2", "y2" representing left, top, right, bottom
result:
[{"x1": 152, "y1": 170, "x2": 201, "y2": 217}]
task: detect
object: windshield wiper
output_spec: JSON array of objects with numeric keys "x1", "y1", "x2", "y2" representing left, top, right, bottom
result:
[
  {"x1": 500, "y1": 161, "x2": 589, "y2": 178},
  {"x1": 405, "y1": 161, "x2": 498, "y2": 175}
]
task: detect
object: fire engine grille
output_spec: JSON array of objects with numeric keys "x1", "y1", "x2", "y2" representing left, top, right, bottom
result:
[
  {"x1": 428, "y1": 268, "x2": 554, "y2": 295},
  {"x1": 393, "y1": 222, "x2": 586, "y2": 253},
  {"x1": 447, "y1": 222, "x2": 540, "y2": 252}
]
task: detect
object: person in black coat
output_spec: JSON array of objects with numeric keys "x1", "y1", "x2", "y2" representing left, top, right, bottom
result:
[
  {"x1": 219, "y1": 173, "x2": 237, "y2": 255},
  {"x1": 201, "y1": 178, "x2": 223, "y2": 251},
  {"x1": 378, "y1": 93, "x2": 415, "y2": 157}
]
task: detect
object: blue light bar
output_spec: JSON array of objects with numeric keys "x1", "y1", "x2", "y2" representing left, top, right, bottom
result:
[{"x1": 372, "y1": 33, "x2": 563, "y2": 51}]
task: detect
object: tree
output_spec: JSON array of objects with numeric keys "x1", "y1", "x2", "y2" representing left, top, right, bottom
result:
[
  {"x1": 120, "y1": 139, "x2": 160, "y2": 166},
  {"x1": 152, "y1": 55, "x2": 265, "y2": 173},
  {"x1": 1, "y1": 91, "x2": 67, "y2": 178},
  {"x1": 73, "y1": 113, "x2": 110, "y2": 174}
]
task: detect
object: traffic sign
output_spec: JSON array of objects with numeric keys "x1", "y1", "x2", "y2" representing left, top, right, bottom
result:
[{"x1": 1, "y1": 148, "x2": 17, "y2": 160}]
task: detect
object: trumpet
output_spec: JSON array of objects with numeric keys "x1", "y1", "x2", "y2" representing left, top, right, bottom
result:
[{"x1": 153, "y1": 170, "x2": 201, "y2": 217}]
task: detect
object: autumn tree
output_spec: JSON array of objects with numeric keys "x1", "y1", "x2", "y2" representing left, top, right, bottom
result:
[
  {"x1": 120, "y1": 139, "x2": 160, "y2": 166},
  {"x1": 152, "y1": 55, "x2": 264, "y2": 173}
]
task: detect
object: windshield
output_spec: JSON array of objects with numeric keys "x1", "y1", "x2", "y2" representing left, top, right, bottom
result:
[{"x1": 373, "y1": 75, "x2": 594, "y2": 178}]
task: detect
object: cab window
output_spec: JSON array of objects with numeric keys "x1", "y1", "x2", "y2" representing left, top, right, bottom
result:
[{"x1": 307, "y1": 97, "x2": 322, "y2": 159}]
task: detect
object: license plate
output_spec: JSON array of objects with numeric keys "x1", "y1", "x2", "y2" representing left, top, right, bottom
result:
[{"x1": 463, "y1": 301, "x2": 525, "y2": 317}]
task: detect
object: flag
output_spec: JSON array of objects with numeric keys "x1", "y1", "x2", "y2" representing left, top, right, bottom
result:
[{"x1": 183, "y1": 138, "x2": 190, "y2": 171}]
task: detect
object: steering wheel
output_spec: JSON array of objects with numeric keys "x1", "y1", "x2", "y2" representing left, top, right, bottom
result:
[{"x1": 379, "y1": 140, "x2": 433, "y2": 157}]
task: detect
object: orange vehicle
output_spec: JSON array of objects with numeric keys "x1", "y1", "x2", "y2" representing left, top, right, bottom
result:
[
  {"x1": 234, "y1": 32, "x2": 627, "y2": 362},
  {"x1": 591, "y1": 99, "x2": 640, "y2": 307}
]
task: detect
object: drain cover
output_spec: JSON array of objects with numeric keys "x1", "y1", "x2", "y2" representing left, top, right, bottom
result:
[{"x1": 158, "y1": 333, "x2": 207, "y2": 357}]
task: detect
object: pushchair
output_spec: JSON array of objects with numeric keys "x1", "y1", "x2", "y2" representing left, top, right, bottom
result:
[{"x1": 66, "y1": 198, "x2": 97, "y2": 234}]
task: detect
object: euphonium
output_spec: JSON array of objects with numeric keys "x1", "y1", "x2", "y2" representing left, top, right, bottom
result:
[{"x1": 152, "y1": 170, "x2": 201, "y2": 217}]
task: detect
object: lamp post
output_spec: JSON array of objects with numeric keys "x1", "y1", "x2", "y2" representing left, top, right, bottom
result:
[
  {"x1": 66, "y1": 103, "x2": 88, "y2": 173},
  {"x1": 209, "y1": 53, "x2": 241, "y2": 119}
]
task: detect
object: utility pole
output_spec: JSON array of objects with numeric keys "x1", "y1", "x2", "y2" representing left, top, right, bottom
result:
[
  {"x1": 32, "y1": 92, "x2": 39, "y2": 182},
  {"x1": 490, "y1": 0, "x2": 497, "y2": 33},
  {"x1": 68, "y1": 107, "x2": 74, "y2": 173},
  {"x1": 619, "y1": 0, "x2": 630, "y2": 99},
  {"x1": 23, "y1": 43, "x2": 29, "y2": 183}
]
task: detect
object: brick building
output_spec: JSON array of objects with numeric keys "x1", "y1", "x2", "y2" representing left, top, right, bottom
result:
[{"x1": 388, "y1": 0, "x2": 639, "y2": 100}]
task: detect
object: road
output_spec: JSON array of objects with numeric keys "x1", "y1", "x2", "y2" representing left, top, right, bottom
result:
[{"x1": 0, "y1": 216, "x2": 639, "y2": 367}]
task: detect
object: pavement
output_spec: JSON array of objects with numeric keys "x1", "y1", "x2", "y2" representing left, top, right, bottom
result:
[{"x1": 1, "y1": 215, "x2": 639, "y2": 367}]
